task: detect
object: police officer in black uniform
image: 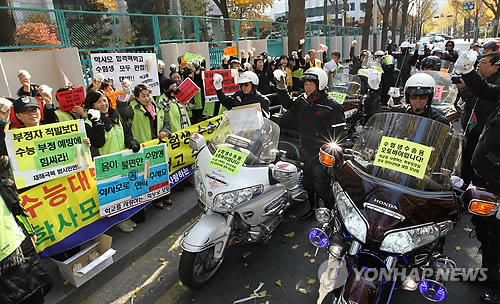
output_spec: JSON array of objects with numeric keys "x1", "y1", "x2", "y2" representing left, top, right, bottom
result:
[{"x1": 274, "y1": 67, "x2": 345, "y2": 219}]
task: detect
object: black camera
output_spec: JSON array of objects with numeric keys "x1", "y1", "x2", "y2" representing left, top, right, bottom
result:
[{"x1": 451, "y1": 75, "x2": 462, "y2": 84}]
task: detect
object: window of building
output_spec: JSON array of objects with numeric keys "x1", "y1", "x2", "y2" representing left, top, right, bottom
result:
[
  {"x1": 349, "y1": 2, "x2": 355, "y2": 11},
  {"x1": 360, "y1": 2, "x2": 367, "y2": 10}
]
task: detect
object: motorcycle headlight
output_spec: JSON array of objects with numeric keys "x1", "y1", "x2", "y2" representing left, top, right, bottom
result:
[
  {"x1": 213, "y1": 185, "x2": 263, "y2": 209},
  {"x1": 380, "y1": 224, "x2": 440, "y2": 254},
  {"x1": 315, "y1": 208, "x2": 332, "y2": 224},
  {"x1": 336, "y1": 190, "x2": 368, "y2": 243}
]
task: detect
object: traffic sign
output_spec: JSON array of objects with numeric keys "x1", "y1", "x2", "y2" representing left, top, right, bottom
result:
[{"x1": 493, "y1": 19, "x2": 499, "y2": 26}]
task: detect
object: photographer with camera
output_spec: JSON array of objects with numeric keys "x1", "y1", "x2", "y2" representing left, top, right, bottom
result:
[
  {"x1": 455, "y1": 52, "x2": 500, "y2": 187},
  {"x1": 455, "y1": 51, "x2": 500, "y2": 304}
]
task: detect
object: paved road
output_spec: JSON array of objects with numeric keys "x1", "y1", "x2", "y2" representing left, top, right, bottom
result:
[{"x1": 84, "y1": 188, "x2": 487, "y2": 304}]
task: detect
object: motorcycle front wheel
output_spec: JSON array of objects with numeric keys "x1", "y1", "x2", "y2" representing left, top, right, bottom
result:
[{"x1": 178, "y1": 246, "x2": 224, "y2": 288}]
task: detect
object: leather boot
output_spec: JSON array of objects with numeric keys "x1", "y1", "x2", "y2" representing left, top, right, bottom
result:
[{"x1": 301, "y1": 192, "x2": 318, "y2": 220}]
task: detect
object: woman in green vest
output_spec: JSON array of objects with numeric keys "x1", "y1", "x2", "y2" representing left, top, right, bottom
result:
[
  {"x1": 158, "y1": 78, "x2": 191, "y2": 133},
  {"x1": 84, "y1": 91, "x2": 141, "y2": 232},
  {"x1": 117, "y1": 83, "x2": 172, "y2": 209},
  {"x1": 84, "y1": 90, "x2": 140, "y2": 158}
]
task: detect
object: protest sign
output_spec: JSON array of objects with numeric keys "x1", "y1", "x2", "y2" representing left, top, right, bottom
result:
[
  {"x1": 95, "y1": 144, "x2": 169, "y2": 217},
  {"x1": 90, "y1": 53, "x2": 160, "y2": 96},
  {"x1": 203, "y1": 70, "x2": 240, "y2": 103},
  {"x1": 328, "y1": 92, "x2": 347, "y2": 104},
  {"x1": 56, "y1": 86, "x2": 85, "y2": 111},
  {"x1": 21, "y1": 115, "x2": 225, "y2": 257},
  {"x1": 5, "y1": 120, "x2": 92, "y2": 189},
  {"x1": 224, "y1": 45, "x2": 238, "y2": 56},
  {"x1": 172, "y1": 78, "x2": 200, "y2": 105},
  {"x1": 208, "y1": 146, "x2": 247, "y2": 176},
  {"x1": 434, "y1": 85, "x2": 444, "y2": 100},
  {"x1": 373, "y1": 136, "x2": 432, "y2": 179},
  {"x1": 183, "y1": 52, "x2": 205, "y2": 63}
]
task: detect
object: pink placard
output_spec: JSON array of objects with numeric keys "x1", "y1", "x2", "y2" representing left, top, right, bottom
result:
[{"x1": 434, "y1": 85, "x2": 444, "y2": 100}]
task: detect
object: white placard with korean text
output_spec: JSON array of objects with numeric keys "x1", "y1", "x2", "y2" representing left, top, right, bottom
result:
[{"x1": 90, "y1": 53, "x2": 160, "y2": 96}]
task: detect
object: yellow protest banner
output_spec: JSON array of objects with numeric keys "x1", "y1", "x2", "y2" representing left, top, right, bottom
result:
[
  {"x1": 373, "y1": 136, "x2": 432, "y2": 179},
  {"x1": 224, "y1": 45, "x2": 238, "y2": 56},
  {"x1": 19, "y1": 168, "x2": 99, "y2": 253},
  {"x1": 208, "y1": 146, "x2": 247, "y2": 176},
  {"x1": 5, "y1": 120, "x2": 92, "y2": 189},
  {"x1": 141, "y1": 114, "x2": 225, "y2": 174}
]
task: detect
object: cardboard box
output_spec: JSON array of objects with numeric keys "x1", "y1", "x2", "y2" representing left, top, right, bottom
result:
[{"x1": 52, "y1": 234, "x2": 116, "y2": 287}]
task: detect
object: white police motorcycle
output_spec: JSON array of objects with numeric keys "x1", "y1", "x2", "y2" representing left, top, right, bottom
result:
[{"x1": 179, "y1": 109, "x2": 304, "y2": 288}]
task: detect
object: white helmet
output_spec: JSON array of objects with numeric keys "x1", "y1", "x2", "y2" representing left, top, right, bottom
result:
[
  {"x1": 404, "y1": 73, "x2": 436, "y2": 105},
  {"x1": 374, "y1": 50, "x2": 385, "y2": 57},
  {"x1": 238, "y1": 71, "x2": 259, "y2": 86},
  {"x1": 400, "y1": 41, "x2": 411, "y2": 48},
  {"x1": 301, "y1": 67, "x2": 328, "y2": 91}
]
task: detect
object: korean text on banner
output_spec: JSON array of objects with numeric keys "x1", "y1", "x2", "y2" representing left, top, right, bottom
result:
[
  {"x1": 373, "y1": 136, "x2": 432, "y2": 179},
  {"x1": 5, "y1": 120, "x2": 92, "y2": 189},
  {"x1": 173, "y1": 78, "x2": 200, "y2": 105},
  {"x1": 203, "y1": 70, "x2": 240, "y2": 103},
  {"x1": 95, "y1": 144, "x2": 170, "y2": 217},
  {"x1": 19, "y1": 168, "x2": 99, "y2": 253},
  {"x1": 224, "y1": 45, "x2": 238, "y2": 56},
  {"x1": 90, "y1": 53, "x2": 160, "y2": 96},
  {"x1": 140, "y1": 114, "x2": 225, "y2": 178},
  {"x1": 183, "y1": 52, "x2": 205, "y2": 63},
  {"x1": 56, "y1": 86, "x2": 84, "y2": 111}
]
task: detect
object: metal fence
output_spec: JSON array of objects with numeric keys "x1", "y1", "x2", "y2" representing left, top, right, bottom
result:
[{"x1": 0, "y1": 6, "x2": 368, "y2": 74}]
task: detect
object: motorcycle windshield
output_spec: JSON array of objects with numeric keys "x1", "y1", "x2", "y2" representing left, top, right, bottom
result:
[
  {"x1": 401, "y1": 71, "x2": 457, "y2": 105},
  {"x1": 440, "y1": 60, "x2": 454, "y2": 73},
  {"x1": 208, "y1": 111, "x2": 280, "y2": 166},
  {"x1": 351, "y1": 113, "x2": 463, "y2": 192},
  {"x1": 331, "y1": 74, "x2": 362, "y2": 98}
]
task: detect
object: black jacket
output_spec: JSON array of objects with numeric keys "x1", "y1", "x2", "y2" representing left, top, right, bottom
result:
[
  {"x1": 277, "y1": 89, "x2": 345, "y2": 150},
  {"x1": 380, "y1": 69, "x2": 400, "y2": 106},
  {"x1": 389, "y1": 104, "x2": 450, "y2": 126},
  {"x1": 216, "y1": 88, "x2": 270, "y2": 118},
  {"x1": 459, "y1": 70, "x2": 500, "y2": 143},
  {"x1": 254, "y1": 68, "x2": 272, "y2": 95},
  {"x1": 349, "y1": 46, "x2": 362, "y2": 75},
  {"x1": 389, "y1": 48, "x2": 418, "y2": 85},
  {"x1": 461, "y1": 70, "x2": 500, "y2": 191},
  {"x1": 441, "y1": 50, "x2": 459, "y2": 63}
]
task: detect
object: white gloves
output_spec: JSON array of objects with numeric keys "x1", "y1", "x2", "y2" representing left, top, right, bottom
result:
[
  {"x1": 240, "y1": 50, "x2": 246, "y2": 58},
  {"x1": 243, "y1": 62, "x2": 252, "y2": 70},
  {"x1": 0, "y1": 97, "x2": 12, "y2": 113},
  {"x1": 222, "y1": 54, "x2": 230, "y2": 62},
  {"x1": 352, "y1": 40, "x2": 357, "y2": 46},
  {"x1": 291, "y1": 51, "x2": 298, "y2": 59},
  {"x1": 273, "y1": 69, "x2": 287, "y2": 90},
  {"x1": 88, "y1": 109, "x2": 101, "y2": 122},
  {"x1": 299, "y1": 39, "x2": 305, "y2": 46},
  {"x1": 213, "y1": 73, "x2": 223, "y2": 90},
  {"x1": 454, "y1": 51, "x2": 477, "y2": 75},
  {"x1": 367, "y1": 70, "x2": 382, "y2": 90},
  {"x1": 305, "y1": 54, "x2": 310, "y2": 61}
]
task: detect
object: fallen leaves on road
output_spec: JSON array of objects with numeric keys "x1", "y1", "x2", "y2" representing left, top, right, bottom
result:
[
  {"x1": 242, "y1": 252, "x2": 252, "y2": 258},
  {"x1": 455, "y1": 246, "x2": 461, "y2": 251},
  {"x1": 292, "y1": 245, "x2": 300, "y2": 249},
  {"x1": 143, "y1": 259, "x2": 150, "y2": 263},
  {"x1": 304, "y1": 252, "x2": 312, "y2": 257},
  {"x1": 157, "y1": 276, "x2": 164, "y2": 282},
  {"x1": 142, "y1": 274, "x2": 148, "y2": 279},
  {"x1": 298, "y1": 288, "x2": 307, "y2": 294},
  {"x1": 159, "y1": 257, "x2": 166, "y2": 262},
  {"x1": 275, "y1": 280, "x2": 285, "y2": 291},
  {"x1": 155, "y1": 246, "x2": 162, "y2": 250},
  {"x1": 464, "y1": 227, "x2": 473, "y2": 232},
  {"x1": 309, "y1": 259, "x2": 315, "y2": 263},
  {"x1": 284, "y1": 231, "x2": 296, "y2": 237},
  {"x1": 289, "y1": 214, "x2": 296, "y2": 219},
  {"x1": 307, "y1": 279, "x2": 316, "y2": 284}
]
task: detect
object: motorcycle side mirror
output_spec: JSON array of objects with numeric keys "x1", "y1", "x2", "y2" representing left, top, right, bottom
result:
[
  {"x1": 462, "y1": 186, "x2": 500, "y2": 217},
  {"x1": 189, "y1": 133, "x2": 206, "y2": 151},
  {"x1": 319, "y1": 143, "x2": 344, "y2": 174}
]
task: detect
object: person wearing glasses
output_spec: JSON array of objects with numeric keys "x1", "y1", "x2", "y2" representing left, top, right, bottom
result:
[
  {"x1": 213, "y1": 71, "x2": 270, "y2": 118},
  {"x1": 442, "y1": 40, "x2": 459, "y2": 63}
]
